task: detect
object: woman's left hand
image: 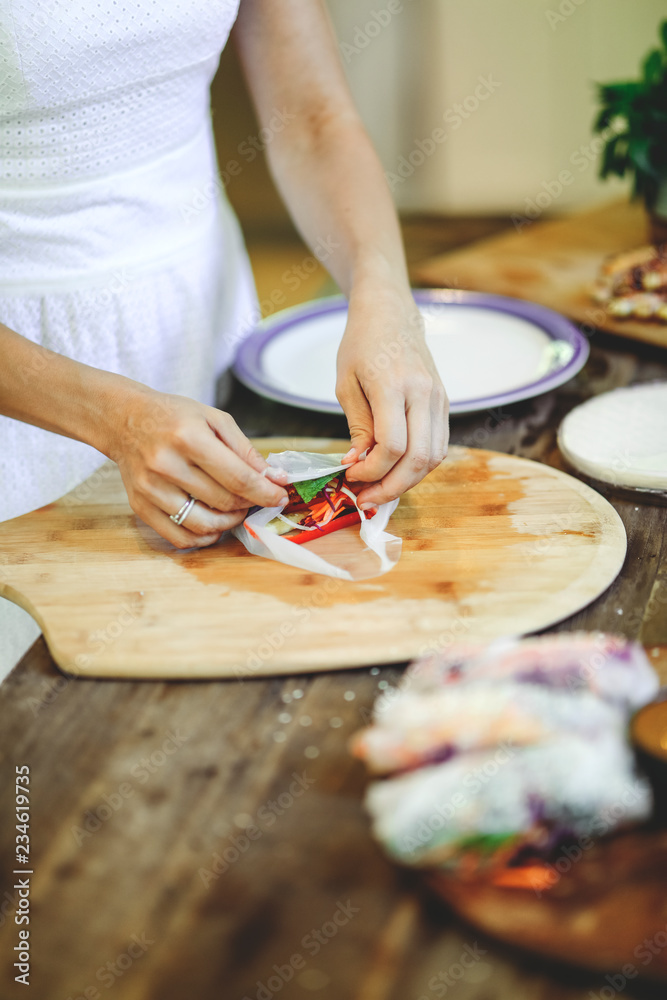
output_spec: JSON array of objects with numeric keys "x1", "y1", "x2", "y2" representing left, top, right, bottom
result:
[{"x1": 336, "y1": 291, "x2": 449, "y2": 508}]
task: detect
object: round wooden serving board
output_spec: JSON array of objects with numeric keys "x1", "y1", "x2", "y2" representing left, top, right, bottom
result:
[
  {"x1": 429, "y1": 828, "x2": 667, "y2": 980},
  {"x1": 0, "y1": 441, "x2": 626, "y2": 679}
]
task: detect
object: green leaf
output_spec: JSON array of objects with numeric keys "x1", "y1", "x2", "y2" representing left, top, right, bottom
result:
[
  {"x1": 292, "y1": 472, "x2": 340, "y2": 505},
  {"x1": 643, "y1": 49, "x2": 663, "y2": 85},
  {"x1": 628, "y1": 136, "x2": 657, "y2": 175},
  {"x1": 599, "y1": 135, "x2": 623, "y2": 179},
  {"x1": 661, "y1": 20, "x2": 667, "y2": 55},
  {"x1": 456, "y1": 833, "x2": 517, "y2": 855}
]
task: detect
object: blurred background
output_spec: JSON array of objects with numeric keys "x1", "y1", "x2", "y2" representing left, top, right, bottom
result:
[{"x1": 210, "y1": 0, "x2": 666, "y2": 310}]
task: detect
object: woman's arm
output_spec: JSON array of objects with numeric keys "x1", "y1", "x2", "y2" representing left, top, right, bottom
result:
[
  {"x1": 233, "y1": 0, "x2": 449, "y2": 507},
  {"x1": 0, "y1": 323, "x2": 288, "y2": 544}
]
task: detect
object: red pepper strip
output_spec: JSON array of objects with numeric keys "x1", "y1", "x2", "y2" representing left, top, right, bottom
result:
[{"x1": 287, "y1": 509, "x2": 374, "y2": 544}]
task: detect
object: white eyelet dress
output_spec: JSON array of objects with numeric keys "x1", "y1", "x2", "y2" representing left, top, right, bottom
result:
[{"x1": 0, "y1": 0, "x2": 259, "y2": 679}]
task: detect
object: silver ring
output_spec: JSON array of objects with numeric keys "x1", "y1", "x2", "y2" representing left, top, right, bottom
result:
[{"x1": 169, "y1": 495, "x2": 196, "y2": 526}]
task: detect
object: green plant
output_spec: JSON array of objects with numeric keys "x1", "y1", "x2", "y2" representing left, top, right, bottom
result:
[{"x1": 594, "y1": 19, "x2": 667, "y2": 210}]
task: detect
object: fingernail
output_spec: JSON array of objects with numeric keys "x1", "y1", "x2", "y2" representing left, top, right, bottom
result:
[{"x1": 342, "y1": 448, "x2": 356, "y2": 463}]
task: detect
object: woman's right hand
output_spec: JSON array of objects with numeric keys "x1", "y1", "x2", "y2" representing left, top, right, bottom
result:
[{"x1": 106, "y1": 385, "x2": 289, "y2": 548}]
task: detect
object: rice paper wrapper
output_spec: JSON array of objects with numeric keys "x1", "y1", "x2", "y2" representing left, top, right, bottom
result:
[
  {"x1": 365, "y1": 733, "x2": 652, "y2": 870},
  {"x1": 232, "y1": 451, "x2": 402, "y2": 581},
  {"x1": 352, "y1": 635, "x2": 659, "y2": 873}
]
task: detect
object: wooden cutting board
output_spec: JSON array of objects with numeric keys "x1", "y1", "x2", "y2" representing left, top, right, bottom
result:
[
  {"x1": 0, "y1": 440, "x2": 627, "y2": 679},
  {"x1": 412, "y1": 199, "x2": 667, "y2": 349}
]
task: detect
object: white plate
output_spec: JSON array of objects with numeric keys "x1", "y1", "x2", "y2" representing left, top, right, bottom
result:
[{"x1": 234, "y1": 290, "x2": 589, "y2": 415}]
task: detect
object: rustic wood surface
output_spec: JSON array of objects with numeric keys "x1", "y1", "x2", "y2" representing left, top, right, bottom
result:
[
  {"x1": 0, "y1": 444, "x2": 627, "y2": 680},
  {"x1": 411, "y1": 199, "x2": 667, "y2": 350},
  {"x1": 1, "y1": 216, "x2": 667, "y2": 999}
]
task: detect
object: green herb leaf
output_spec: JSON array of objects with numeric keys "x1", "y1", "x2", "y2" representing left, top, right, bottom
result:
[
  {"x1": 643, "y1": 49, "x2": 663, "y2": 86},
  {"x1": 293, "y1": 472, "x2": 340, "y2": 505},
  {"x1": 455, "y1": 833, "x2": 517, "y2": 855}
]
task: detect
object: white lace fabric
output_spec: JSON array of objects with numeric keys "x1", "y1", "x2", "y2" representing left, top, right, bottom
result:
[{"x1": 0, "y1": 0, "x2": 260, "y2": 677}]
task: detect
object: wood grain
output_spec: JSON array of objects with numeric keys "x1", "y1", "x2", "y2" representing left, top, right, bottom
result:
[
  {"x1": 1, "y1": 236, "x2": 667, "y2": 1000},
  {"x1": 0, "y1": 444, "x2": 627, "y2": 679},
  {"x1": 411, "y1": 199, "x2": 667, "y2": 349}
]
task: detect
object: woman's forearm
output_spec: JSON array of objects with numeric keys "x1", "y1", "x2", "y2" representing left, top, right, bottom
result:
[
  {"x1": 0, "y1": 322, "x2": 288, "y2": 546},
  {"x1": 266, "y1": 114, "x2": 413, "y2": 304},
  {"x1": 0, "y1": 322, "x2": 136, "y2": 454},
  {"x1": 233, "y1": 0, "x2": 414, "y2": 309}
]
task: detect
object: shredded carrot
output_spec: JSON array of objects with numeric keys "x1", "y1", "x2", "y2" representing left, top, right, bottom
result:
[{"x1": 489, "y1": 864, "x2": 558, "y2": 891}]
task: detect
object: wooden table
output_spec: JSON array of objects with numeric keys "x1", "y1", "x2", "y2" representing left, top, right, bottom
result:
[{"x1": 1, "y1": 217, "x2": 667, "y2": 1000}]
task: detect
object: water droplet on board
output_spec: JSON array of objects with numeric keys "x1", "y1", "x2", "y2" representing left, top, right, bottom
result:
[
  {"x1": 299, "y1": 716, "x2": 312, "y2": 727},
  {"x1": 329, "y1": 717, "x2": 343, "y2": 728},
  {"x1": 304, "y1": 746, "x2": 319, "y2": 759},
  {"x1": 273, "y1": 731, "x2": 287, "y2": 743},
  {"x1": 370, "y1": 667, "x2": 380, "y2": 676},
  {"x1": 378, "y1": 680, "x2": 389, "y2": 690},
  {"x1": 292, "y1": 689, "x2": 304, "y2": 700},
  {"x1": 344, "y1": 691, "x2": 355, "y2": 701},
  {"x1": 281, "y1": 693, "x2": 292, "y2": 704}
]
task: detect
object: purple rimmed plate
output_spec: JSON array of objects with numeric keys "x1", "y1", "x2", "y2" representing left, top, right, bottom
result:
[{"x1": 233, "y1": 290, "x2": 589, "y2": 415}]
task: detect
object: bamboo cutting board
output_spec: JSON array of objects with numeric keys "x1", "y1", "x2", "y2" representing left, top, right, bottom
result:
[
  {"x1": 412, "y1": 199, "x2": 667, "y2": 349},
  {"x1": 0, "y1": 440, "x2": 626, "y2": 679}
]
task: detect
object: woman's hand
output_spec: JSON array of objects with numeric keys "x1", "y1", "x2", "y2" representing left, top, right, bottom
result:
[
  {"x1": 336, "y1": 292, "x2": 449, "y2": 508},
  {"x1": 106, "y1": 386, "x2": 288, "y2": 548}
]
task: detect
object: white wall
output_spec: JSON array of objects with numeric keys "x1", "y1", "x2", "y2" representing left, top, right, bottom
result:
[{"x1": 325, "y1": 0, "x2": 666, "y2": 214}]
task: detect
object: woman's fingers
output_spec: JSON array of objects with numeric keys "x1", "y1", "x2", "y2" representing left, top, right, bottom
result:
[
  {"x1": 146, "y1": 460, "x2": 252, "y2": 514},
  {"x1": 344, "y1": 386, "x2": 407, "y2": 485},
  {"x1": 158, "y1": 491, "x2": 248, "y2": 537},
  {"x1": 355, "y1": 394, "x2": 434, "y2": 507},
  {"x1": 133, "y1": 493, "x2": 248, "y2": 549},
  {"x1": 196, "y1": 444, "x2": 289, "y2": 508},
  {"x1": 336, "y1": 377, "x2": 375, "y2": 471},
  {"x1": 206, "y1": 408, "x2": 290, "y2": 487},
  {"x1": 430, "y1": 382, "x2": 450, "y2": 468},
  {"x1": 148, "y1": 418, "x2": 288, "y2": 509}
]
